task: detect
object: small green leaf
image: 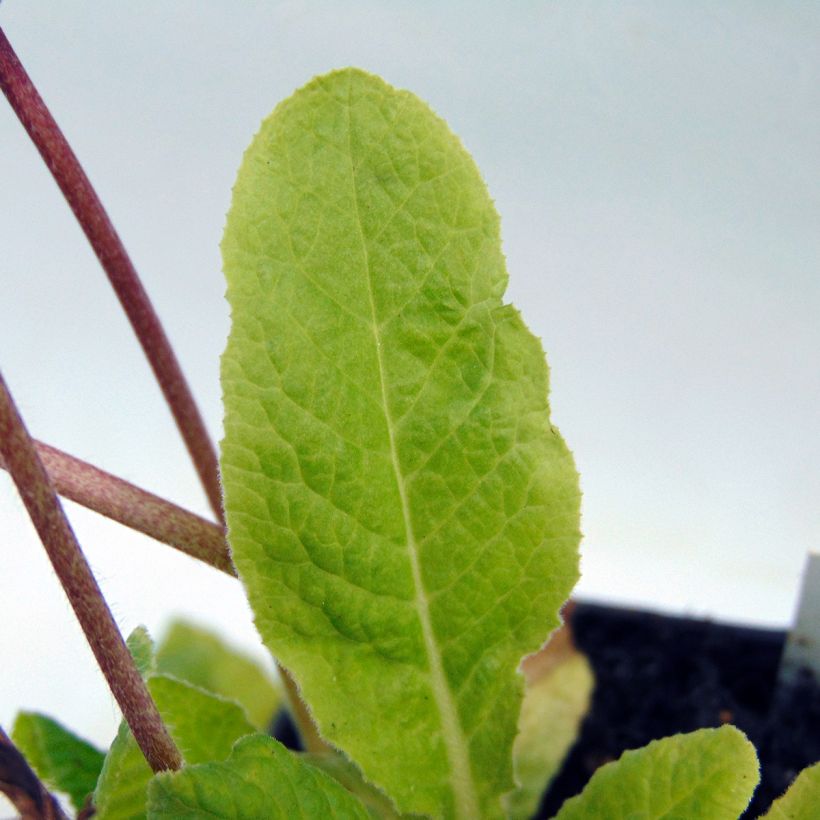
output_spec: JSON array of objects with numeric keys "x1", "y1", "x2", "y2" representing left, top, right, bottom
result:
[
  {"x1": 11, "y1": 711, "x2": 105, "y2": 811},
  {"x1": 554, "y1": 726, "x2": 759, "y2": 820},
  {"x1": 221, "y1": 67, "x2": 581, "y2": 819},
  {"x1": 155, "y1": 619, "x2": 281, "y2": 729},
  {"x1": 147, "y1": 733, "x2": 370, "y2": 819},
  {"x1": 94, "y1": 675, "x2": 255, "y2": 819},
  {"x1": 504, "y1": 650, "x2": 594, "y2": 819},
  {"x1": 94, "y1": 721, "x2": 152, "y2": 820},
  {"x1": 761, "y1": 760, "x2": 820, "y2": 819},
  {"x1": 126, "y1": 625, "x2": 155, "y2": 677}
]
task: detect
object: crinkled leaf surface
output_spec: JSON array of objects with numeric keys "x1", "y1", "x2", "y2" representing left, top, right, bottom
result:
[
  {"x1": 504, "y1": 649, "x2": 594, "y2": 819},
  {"x1": 147, "y1": 733, "x2": 369, "y2": 819},
  {"x1": 761, "y1": 760, "x2": 820, "y2": 819},
  {"x1": 221, "y1": 67, "x2": 580, "y2": 818},
  {"x1": 11, "y1": 712, "x2": 105, "y2": 811},
  {"x1": 156, "y1": 619, "x2": 281, "y2": 729},
  {"x1": 94, "y1": 674, "x2": 254, "y2": 819},
  {"x1": 554, "y1": 726, "x2": 759, "y2": 820}
]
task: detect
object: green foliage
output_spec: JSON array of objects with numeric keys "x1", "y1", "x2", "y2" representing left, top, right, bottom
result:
[
  {"x1": 11, "y1": 711, "x2": 105, "y2": 811},
  {"x1": 155, "y1": 619, "x2": 282, "y2": 729},
  {"x1": 220, "y1": 66, "x2": 581, "y2": 819},
  {"x1": 553, "y1": 726, "x2": 759, "y2": 820},
  {"x1": 147, "y1": 734, "x2": 370, "y2": 819},
  {"x1": 504, "y1": 649, "x2": 594, "y2": 819},
  {"x1": 126, "y1": 626, "x2": 156, "y2": 677},
  {"x1": 13, "y1": 62, "x2": 813, "y2": 820},
  {"x1": 761, "y1": 760, "x2": 820, "y2": 819},
  {"x1": 94, "y1": 674, "x2": 255, "y2": 818},
  {"x1": 302, "y1": 752, "x2": 423, "y2": 819}
]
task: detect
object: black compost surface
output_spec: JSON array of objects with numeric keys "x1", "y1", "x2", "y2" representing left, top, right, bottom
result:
[{"x1": 538, "y1": 602, "x2": 820, "y2": 818}]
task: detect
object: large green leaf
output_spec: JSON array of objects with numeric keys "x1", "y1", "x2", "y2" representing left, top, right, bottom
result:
[
  {"x1": 11, "y1": 712, "x2": 105, "y2": 811},
  {"x1": 761, "y1": 760, "x2": 820, "y2": 819},
  {"x1": 94, "y1": 674, "x2": 255, "y2": 819},
  {"x1": 220, "y1": 67, "x2": 580, "y2": 818},
  {"x1": 155, "y1": 619, "x2": 282, "y2": 729},
  {"x1": 147, "y1": 733, "x2": 370, "y2": 819},
  {"x1": 554, "y1": 726, "x2": 759, "y2": 819}
]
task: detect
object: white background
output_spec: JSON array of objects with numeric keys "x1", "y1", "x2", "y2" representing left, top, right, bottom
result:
[{"x1": 1, "y1": 0, "x2": 818, "y2": 768}]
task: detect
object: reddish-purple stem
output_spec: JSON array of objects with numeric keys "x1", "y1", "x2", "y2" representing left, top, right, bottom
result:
[
  {"x1": 0, "y1": 725, "x2": 68, "y2": 820},
  {"x1": 0, "y1": 371, "x2": 182, "y2": 774},
  {"x1": 0, "y1": 27, "x2": 326, "y2": 756},
  {"x1": 0, "y1": 440, "x2": 234, "y2": 576},
  {"x1": 0, "y1": 27, "x2": 224, "y2": 525}
]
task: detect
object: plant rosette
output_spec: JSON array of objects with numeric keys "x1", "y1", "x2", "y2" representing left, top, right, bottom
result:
[{"x1": 0, "y1": 35, "x2": 817, "y2": 820}]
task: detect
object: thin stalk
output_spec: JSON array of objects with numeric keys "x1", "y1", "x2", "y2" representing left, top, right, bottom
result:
[
  {"x1": 0, "y1": 435, "x2": 327, "y2": 755},
  {"x1": 0, "y1": 725, "x2": 68, "y2": 820},
  {"x1": 0, "y1": 440, "x2": 234, "y2": 576},
  {"x1": 0, "y1": 371, "x2": 182, "y2": 774},
  {"x1": 0, "y1": 27, "x2": 224, "y2": 524},
  {"x1": 0, "y1": 26, "x2": 325, "y2": 757}
]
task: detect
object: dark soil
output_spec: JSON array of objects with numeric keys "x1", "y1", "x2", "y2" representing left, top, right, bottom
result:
[{"x1": 538, "y1": 602, "x2": 820, "y2": 818}]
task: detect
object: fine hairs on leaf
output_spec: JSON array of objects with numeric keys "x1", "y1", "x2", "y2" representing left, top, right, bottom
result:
[
  {"x1": 220, "y1": 67, "x2": 581, "y2": 818},
  {"x1": 2, "y1": 29, "x2": 820, "y2": 820}
]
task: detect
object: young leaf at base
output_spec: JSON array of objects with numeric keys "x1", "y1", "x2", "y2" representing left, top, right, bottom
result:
[
  {"x1": 94, "y1": 675, "x2": 255, "y2": 819},
  {"x1": 11, "y1": 712, "x2": 105, "y2": 812},
  {"x1": 147, "y1": 734, "x2": 370, "y2": 819},
  {"x1": 155, "y1": 619, "x2": 282, "y2": 730},
  {"x1": 221, "y1": 67, "x2": 581, "y2": 819},
  {"x1": 504, "y1": 647, "x2": 594, "y2": 819},
  {"x1": 126, "y1": 626, "x2": 156, "y2": 678},
  {"x1": 553, "y1": 725, "x2": 759, "y2": 820}
]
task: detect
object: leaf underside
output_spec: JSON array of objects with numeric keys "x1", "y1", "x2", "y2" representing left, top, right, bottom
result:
[
  {"x1": 505, "y1": 649, "x2": 594, "y2": 819},
  {"x1": 147, "y1": 733, "x2": 370, "y2": 819},
  {"x1": 221, "y1": 67, "x2": 581, "y2": 818},
  {"x1": 554, "y1": 726, "x2": 760, "y2": 820}
]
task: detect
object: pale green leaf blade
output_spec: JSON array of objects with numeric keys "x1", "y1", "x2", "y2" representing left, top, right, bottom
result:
[
  {"x1": 94, "y1": 675, "x2": 255, "y2": 819},
  {"x1": 155, "y1": 619, "x2": 282, "y2": 729},
  {"x1": 147, "y1": 733, "x2": 370, "y2": 819},
  {"x1": 504, "y1": 648, "x2": 594, "y2": 819},
  {"x1": 221, "y1": 67, "x2": 581, "y2": 818},
  {"x1": 11, "y1": 711, "x2": 105, "y2": 811},
  {"x1": 554, "y1": 726, "x2": 759, "y2": 820},
  {"x1": 93, "y1": 721, "x2": 150, "y2": 820},
  {"x1": 302, "y1": 751, "x2": 426, "y2": 819},
  {"x1": 126, "y1": 626, "x2": 155, "y2": 678},
  {"x1": 761, "y1": 760, "x2": 820, "y2": 819}
]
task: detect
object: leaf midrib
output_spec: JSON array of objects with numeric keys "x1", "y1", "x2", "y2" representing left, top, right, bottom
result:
[{"x1": 344, "y1": 77, "x2": 480, "y2": 820}]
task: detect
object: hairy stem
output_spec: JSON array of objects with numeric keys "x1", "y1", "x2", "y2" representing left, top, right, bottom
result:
[
  {"x1": 0, "y1": 441, "x2": 234, "y2": 576},
  {"x1": 0, "y1": 26, "x2": 324, "y2": 757},
  {"x1": 0, "y1": 725, "x2": 68, "y2": 820},
  {"x1": 0, "y1": 372, "x2": 182, "y2": 774},
  {"x1": 0, "y1": 27, "x2": 224, "y2": 524},
  {"x1": 0, "y1": 437, "x2": 326, "y2": 755}
]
